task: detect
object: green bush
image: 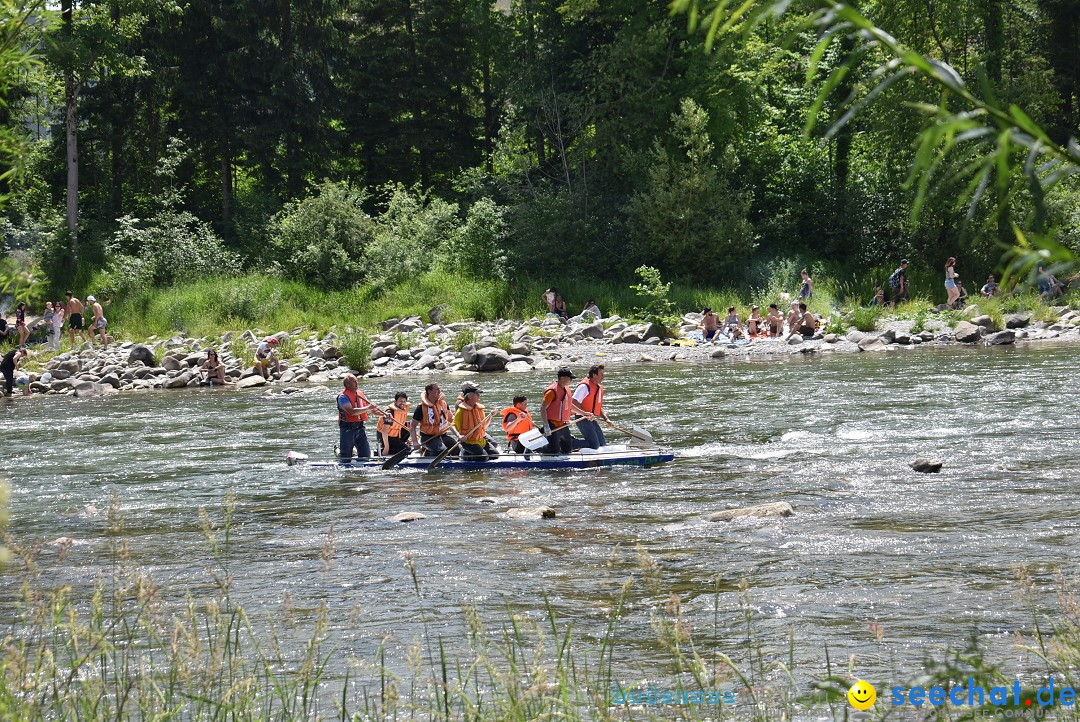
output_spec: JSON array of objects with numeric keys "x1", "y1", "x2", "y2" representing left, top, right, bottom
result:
[
  {"x1": 848, "y1": 306, "x2": 881, "y2": 332},
  {"x1": 630, "y1": 265, "x2": 679, "y2": 328},
  {"x1": 340, "y1": 332, "x2": 372, "y2": 373},
  {"x1": 270, "y1": 181, "x2": 373, "y2": 288},
  {"x1": 440, "y1": 197, "x2": 508, "y2": 280},
  {"x1": 363, "y1": 184, "x2": 460, "y2": 292},
  {"x1": 495, "y1": 330, "x2": 513, "y2": 352},
  {"x1": 451, "y1": 326, "x2": 478, "y2": 351},
  {"x1": 99, "y1": 211, "x2": 240, "y2": 299}
]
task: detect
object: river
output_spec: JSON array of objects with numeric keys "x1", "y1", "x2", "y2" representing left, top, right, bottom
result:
[{"x1": 2, "y1": 343, "x2": 1079, "y2": 709}]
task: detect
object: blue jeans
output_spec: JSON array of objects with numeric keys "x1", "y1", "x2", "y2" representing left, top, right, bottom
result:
[
  {"x1": 578, "y1": 419, "x2": 607, "y2": 449},
  {"x1": 339, "y1": 422, "x2": 371, "y2": 462}
]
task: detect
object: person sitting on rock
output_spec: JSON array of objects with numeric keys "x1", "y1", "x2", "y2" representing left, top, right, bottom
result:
[
  {"x1": 200, "y1": 348, "x2": 229, "y2": 386},
  {"x1": 980, "y1": 275, "x2": 999, "y2": 298},
  {"x1": 699, "y1": 307, "x2": 719, "y2": 342},
  {"x1": 787, "y1": 303, "x2": 818, "y2": 340},
  {"x1": 747, "y1": 306, "x2": 766, "y2": 337},
  {"x1": 254, "y1": 337, "x2": 281, "y2": 379},
  {"x1": 765, "y1": 304, "x2": 783, "y2": 336},
  {"x1": 723, "y1": 307, "x2": 745, "y2": 340},
  {"x1": 581, "y1": 298, "x2": 602, "y2": 320},
  {"x1": 453, "y1": 383, "x2": 499, "y2": 461}
]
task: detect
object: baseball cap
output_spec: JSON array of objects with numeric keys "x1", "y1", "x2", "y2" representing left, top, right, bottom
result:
[
  {"x1": 461, "y1": 382, "x2": 482, "y2": 395},
  {"x1": 900, "y1": 259, "x2": 909, "y2": 265},
  {"x1": 86, "y1": 295, "x2": 96, "y2": 302},
  {"x1": 557, "y1": 368, "x2": 574, "y2": 379}
]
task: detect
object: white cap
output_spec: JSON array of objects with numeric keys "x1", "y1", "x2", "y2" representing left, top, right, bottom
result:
[{"x1": 86, "y1": 295, "x2": 96, "y2": 302}]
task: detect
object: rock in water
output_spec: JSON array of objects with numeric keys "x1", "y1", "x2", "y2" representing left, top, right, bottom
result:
[
  {"x1": 505, "y1": 507, "x2": 556, "y2": 520},
  {"x1": 910, "y1": 457, "x2": 943, "y2": 473},
  {"x1": 703, "y1": 502, "x2": 794, "y2": 522},
  {"x1": 393, "y1": 512, "x2": 427, "y2": 523}
]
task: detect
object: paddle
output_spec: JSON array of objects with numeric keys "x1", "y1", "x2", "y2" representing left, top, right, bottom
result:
[
  {"x1": 427, "y1": 410, "x2": 496, "y2": 471},
  {"x1": 605, "y1": 421, "x2": 655, "y2": 448},
  {"x1": 381, "y1": 445, "x2": 413, "y2": 470},
  {"x1": 517, "y1": 416, "x2": 588, "y2": 452}
]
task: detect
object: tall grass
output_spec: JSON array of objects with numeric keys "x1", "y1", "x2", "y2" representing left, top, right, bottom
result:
[{"x1": 4, "y1": 492, "x2": 1080, "y2": 720}]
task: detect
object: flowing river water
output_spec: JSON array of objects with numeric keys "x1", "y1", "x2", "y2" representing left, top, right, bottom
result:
[{"x1": 3, "y1": 343, "x2": 1079, "y2": 708}]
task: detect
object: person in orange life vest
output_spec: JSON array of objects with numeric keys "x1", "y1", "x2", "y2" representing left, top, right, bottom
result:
[
  {"x1": 377, "y1": 391, "x2": 411, "y2": 456},
  {"x1": 338, "y1": 374, "x2": 378, "y2": 461},
  {"x1": 501, "y1": 395, "x2": 536, "y2": 456},
  {"x1": 453, "y1": 383, "x2": 500, "y2": 461},
  {"x1": 409, "y1": 382, "x2": 455, "y2": 456},
  {"x1": 573, "y1": 363, "x2": 610, "y2": 449},
  {"x1": 539, "y1": 367, "x2": 591, "y2": 454}
]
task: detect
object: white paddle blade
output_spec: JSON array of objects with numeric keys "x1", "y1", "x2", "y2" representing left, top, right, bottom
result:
[
  {"x1": 286, "y1": 451, "x2": 309, "y2": 466},
  {"x1": 518, "y1": 428, "x2": 548, "y2": 451},
  {"x1": 630, "y1": 426, "x2": 654, "y2": 444}
]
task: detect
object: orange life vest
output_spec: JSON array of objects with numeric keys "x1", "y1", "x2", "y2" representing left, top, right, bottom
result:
[
  {"x1": 543, "y1": 381, "x2": 571, "y2": 424},
  {"x1": 577, "y1": 377, "x2": 604, "y2": 416},
  {"x1": 338, "y1": 388, "x2": 369, "y2": 424},
  {"x1": 377, "y1": 405, "x2": 410, "y2": 435},
  {"x1": 500, "y1": 406, "x2": 534, "y2": 442},
  {"x1": 455, "y1": 402, "x2": 488, "y2": 443},
  {"x1": 418, "y1": 396, "x2": 452, "y2": 436}
]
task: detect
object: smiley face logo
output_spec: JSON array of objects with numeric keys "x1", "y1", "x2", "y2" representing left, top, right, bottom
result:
[{"x1": 847, "y1": 680, "x2": 876, "y2": 710}]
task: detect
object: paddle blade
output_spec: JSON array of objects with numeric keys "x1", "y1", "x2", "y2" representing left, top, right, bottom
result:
[
  {"x1": 381, "y1": 446, "x2": 412, "y2": 470},
  {"x1": 629, "y1": 426, "x2": 654, "y2": 445},
  {"x1": 286, "y1": 451, "x2": 308, "y2": 466},
  {"x1": 518, "y1": 428, "x2": 548, "y2": 451},
  {"x1": 427, "y1": 448, "x2": 451, "y2": 472}
]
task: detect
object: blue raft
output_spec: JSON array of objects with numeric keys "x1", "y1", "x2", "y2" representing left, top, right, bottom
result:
[{"x1": 286, "y1": 445, "x2": 675, "y2": 471}]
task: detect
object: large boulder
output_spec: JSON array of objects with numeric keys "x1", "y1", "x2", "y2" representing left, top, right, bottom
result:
[
  {"x1": 127, "y1": 345, "x2": 156, "y2": 366},
  {"x1": 73, "y1": 381, "x2": 105, "y2": 398},
  {"x1": 161, "y1": 355, "x2": 184, "y2": 372},
  {"x1": 970, "y1": 315, "x2": 996, "y2": 333},
  {"x1": 642, "y1": 322, "x2": 668, "y2": 341},
  {"x1": 474, "y1": 347, "x2": 510, "y2": 372},
  {"x1": 236, "y1": 374, "x2": 267, "y2": 389},
  {"x1": 1005, "y1": 314, "x2": 1031, "y2": 329},
  {"x1": 987, "y1": 330, "x2": 1015, "y2": 345},
  {"x1": 580, "y1": 321, "x2": 605, "y2": 339},
  {"x1": 460, "y1": 343, "x2": 478, "y2": 364},
  {"x1": 704, "y1": 502, "x2": 794, "y2": 523},
  {"x1": 59, "y1": 358, "x2": 81, "y2": 374},
  {"x1": 858, "y1": 336, "x2": 888, "y2": 352},
  {"x1": 952, "y1": 321, "x2": 984, "y2": 343},
  {"x1": 164, "y1": 372, "x2": 193, "y2": 389}
]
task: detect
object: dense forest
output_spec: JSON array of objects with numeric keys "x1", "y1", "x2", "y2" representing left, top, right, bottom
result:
[{"x1": 1, "y1": 0, "x2": 1078, "y2": 302}]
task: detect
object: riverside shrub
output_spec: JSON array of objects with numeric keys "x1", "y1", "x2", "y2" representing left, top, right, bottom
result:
[
  {"x1": 270, "y1": 181, "x2": 374, "y2": 288},
  {"x1": 341, "y1": 332, "x2": 373, "y2": 373}
]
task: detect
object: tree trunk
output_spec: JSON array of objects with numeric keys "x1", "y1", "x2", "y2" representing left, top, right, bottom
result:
[
  {"x1": 221, "y1": 129, "x2": 233, "y2": 229},
  {"x1": 65, "y1": 73, "x2": 79, "y2": 246}
]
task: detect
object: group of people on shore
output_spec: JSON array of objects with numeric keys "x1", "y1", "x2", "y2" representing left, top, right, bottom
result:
[
  {"x1": 1, "y1": 293, "x2": 109, "y2": 351},
  {"x1": 335, "y1": 364, "x2": 613, "y2": 462},
  {"x1": 698, "y1": 300, "x2": 819, "y2": 343},
  {"x1": 874, "y1": 257, "x2": 1067, "y2": 309}
]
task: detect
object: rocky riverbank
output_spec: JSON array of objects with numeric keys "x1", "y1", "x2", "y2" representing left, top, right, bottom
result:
[{"x1": 18, "y1": 304, "x2": 1080, "y2": 399}]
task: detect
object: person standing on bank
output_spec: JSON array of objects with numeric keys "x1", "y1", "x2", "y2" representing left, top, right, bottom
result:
[
  {"x1": 540, "y1": 368, "x2": 589, "y2": 454},
  {"x1": 1, "y1": 348, "x2": 28, "y2": 397},
  {"x1": 944, "y1": 257, "x2": 960, "y2": 307},
  {"x1": 377, "y1": 392, "x2": 411, "y2": 456},
  {"x1": 573, "y1": 364, "x2": 609, "y2": 449},
  {"x1": 888, "y1": 259, "x2": 909, "y2": 306},
  {"x1": 65, "y1": 292, "x2": 89, "y2": 347},
  {"x1": 453, "y1": 383, "x2": 499, "y2": 461},
  {"x1": 338, "y1": 374, "x2": 378, "y2": 462},
  {"x1": 86, "y1": 295, "x2": 108, "y2": 350},
  {"x1": 410, "y1": 382, "x2": 455, "y2": 456}
]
